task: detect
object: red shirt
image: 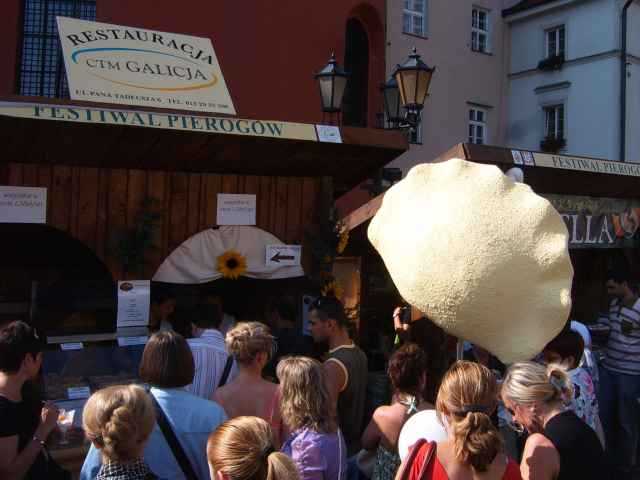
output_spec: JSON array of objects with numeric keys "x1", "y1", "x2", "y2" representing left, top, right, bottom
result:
[{"x1": 409, "y1": 442, "x2": 522, "y2": 480}]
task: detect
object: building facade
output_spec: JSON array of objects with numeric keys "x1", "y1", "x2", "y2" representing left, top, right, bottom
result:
[
  {"x1": 504, "y1": 0, "x2": 640, "y2": 162},
  {"x1": 386, "y1": 0, "x2": 509, "y2": 173}
]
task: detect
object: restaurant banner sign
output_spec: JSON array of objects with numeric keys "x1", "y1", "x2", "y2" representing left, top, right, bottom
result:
[
  {"x1": 0, "y1": 102, "x2": 319, "y2": 142},
  {"x1": 545, "y1": 194, "x2": 640, "y2": 248},
  {"x1": 56, "y1": 17, "x2": 236, "y2": 114}
]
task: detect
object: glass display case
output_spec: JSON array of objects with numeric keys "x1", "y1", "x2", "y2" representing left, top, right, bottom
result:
[{"x1": 41, "y1": 339, "x2": 148, "y2": 450}]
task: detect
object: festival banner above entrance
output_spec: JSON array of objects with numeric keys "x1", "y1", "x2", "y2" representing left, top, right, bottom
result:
[
  {"x1": 0, "y1": 102, "x2": 319, "y2": 142},
  {"x1": 511, "y1": 149, "x2": 640, "y2": 177},
  {"x1": 545, "y1": 194, "x2": 640, "y2": 248},
  {"x1": 56, "y1": 17, "x2": 236, "y2": 114}
]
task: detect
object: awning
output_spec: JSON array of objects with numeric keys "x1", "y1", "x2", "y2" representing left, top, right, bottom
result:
[
  {"x1": 0, "y1": 96, "x2": 407, "y2": 193},
  {"x1": 152, "y1": 226, "x2": 304, "y2": 283},
  {"x1": 341, "y1": 142, "x2": 640, "y2": 231}
]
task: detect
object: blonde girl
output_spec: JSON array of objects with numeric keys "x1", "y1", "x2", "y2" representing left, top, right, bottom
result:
[
  {"x1": 207, "y1": 416, "x2": 299, "y2": 480},
  {"x1": 83, "y1": 384, "x2": 156, "y2": 480}
]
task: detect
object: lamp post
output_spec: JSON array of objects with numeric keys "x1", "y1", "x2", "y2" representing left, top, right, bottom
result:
[
  {"x1": 315, "y1": 52, "x2": 349, "y2": 125},
  {"x1": 380, "y1": 68, "x2": 402, "y2": 129},
  {"x1": 385, "y1": 47, "x2": 435, "y2": 139}
]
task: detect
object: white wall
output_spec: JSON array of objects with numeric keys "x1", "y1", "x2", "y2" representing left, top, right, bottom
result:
[
  {"x1": 627, "y1": 1, "x2": 640, "y2": 58},
  {"x1": 509, "y1": 0, "x2": 618, "y2": 74},
  {"x1": 505, "y1": 0, "x2": 640, "y2": 161},
  {"x1": 627, "y1": 61, "x2": 640, "y2": 161},
  {"x1": 508, "y1": 57, "x2": 620, "y2": 159}
]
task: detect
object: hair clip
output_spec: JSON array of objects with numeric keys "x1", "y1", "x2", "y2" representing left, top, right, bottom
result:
[
  {"x1": 262, "y1": 445, "x2": 275, "y2": 458},
  {"x1": 456, "y1": 404, "x2": 488, "y2": 415}
]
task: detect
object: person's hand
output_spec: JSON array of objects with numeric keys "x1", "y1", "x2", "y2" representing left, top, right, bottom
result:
[
  {"x1": 393, "y1": 307, "x2": 410, "y2": 333},
  {"x1": 37, "y1": 402, "x2": 60, "y2": 438}
]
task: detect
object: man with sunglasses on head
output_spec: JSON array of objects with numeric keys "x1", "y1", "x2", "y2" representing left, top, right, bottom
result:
[{"x1": 308, "y1": 296, "x2": 368, "y2": 462}]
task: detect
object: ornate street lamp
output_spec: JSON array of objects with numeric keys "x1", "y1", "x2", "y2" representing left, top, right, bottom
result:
[
  {"x1": 315, "y1": 52, "x2": 349, "y2": 124},
  {"x1": 394, "y1": 47, "x2": 435, "y2": 131},
  {"x1": 380, "y1": 68, "x2": 402, "y2": 129}
]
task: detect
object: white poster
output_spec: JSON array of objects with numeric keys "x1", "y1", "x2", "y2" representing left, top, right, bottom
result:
[
  {"x1": 316, "y1": 125, "x2": 342, "y2": 143},
  {"x1": 0, "y1": 186, "x2": 47, "y2": 224},
  {"x1": 117, "y1": 280, "x2": 151, "y2": 328},
  {"x1": 216, "y1": 194, "x2": 256, "y2": 225},
  {"x1": 57, "y1": 17, "x2": 236, "y2": 114}
]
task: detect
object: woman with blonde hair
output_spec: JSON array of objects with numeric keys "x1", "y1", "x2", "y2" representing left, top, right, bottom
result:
[
  {"x1": 83, "y1": 385, "x2": 157, "y2": 479},
  {"x1": 278, "y1": 356, "x2": 347, "y2": 480},
  {"x1": 213, "y1": 322, "x2": 283, "y2": 444},
  {"x1": 396, "y1": 360, "x2": 520, "y2": 480},
  {"x1": 207, "y1": 416, "x2": 299, "y2": 480},
  {"x1": 501, "y1": 361, "x2": 605, "y2": 480}
]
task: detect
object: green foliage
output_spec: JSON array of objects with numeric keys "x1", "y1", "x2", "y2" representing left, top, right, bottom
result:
[{"x1": 113, "y1": 197, "x2": 161, "y2": 276}]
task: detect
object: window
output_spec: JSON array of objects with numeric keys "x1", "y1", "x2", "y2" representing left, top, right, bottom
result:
[
  {"x1": 471, "y1": 7, "x2": 490, "y2": 53},
  {"x1": 468, "y1": 108, "x2": 487, "y2": 144},
  {"x1": 19, "y1": 0, "x2": 96, "y2": 98},
  {"x1": 544, "y1": 104, "x2": 565, "y2": 139},
  {"x1": 403, "y1": 0, "x2": 427, "y2": 37},
  {"x1": 546, "y1": 25, "x2": 565, "y2": 58}
]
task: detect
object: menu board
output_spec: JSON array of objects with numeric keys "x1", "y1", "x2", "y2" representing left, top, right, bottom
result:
[{"x1": 116, "y1": 281, "x2": 150, "y2": 328}]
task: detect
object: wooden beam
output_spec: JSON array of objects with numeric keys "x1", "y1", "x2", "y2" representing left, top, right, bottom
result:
[{"x1": 341, "y1": 193, "x2": 385, "y2": 231}]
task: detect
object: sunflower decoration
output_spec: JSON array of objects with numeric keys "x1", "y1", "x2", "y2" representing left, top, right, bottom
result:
[
  {"x1": 217, "y1": 250, "x2": 248, "y2": 280},
  {"x1": 321, "y1": 280, "x2": 344, "y2": 300}
]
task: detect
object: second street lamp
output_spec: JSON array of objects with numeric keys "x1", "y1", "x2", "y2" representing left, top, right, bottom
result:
[
  {"x1": 381, "y1": 68, "x2": 402, "y2": 129},
  {"x1": 394, "y1": 47, "x2": 435, "y2": 131}
]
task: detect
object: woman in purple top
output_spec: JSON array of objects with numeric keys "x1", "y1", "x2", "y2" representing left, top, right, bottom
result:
[{"x1": 278, "y1": 357, "x2": 347, "y2": 480}]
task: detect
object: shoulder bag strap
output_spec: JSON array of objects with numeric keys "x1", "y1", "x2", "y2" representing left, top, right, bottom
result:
[
  {"x1": 396, "y1": 439, "x2": 436, "y2": 480},
  {"x1": 150, "y1": 394, "x2": 198, "y2": 480},
  {"x1": 218, "y1": 354, "x2": 234, "y2": 388}
]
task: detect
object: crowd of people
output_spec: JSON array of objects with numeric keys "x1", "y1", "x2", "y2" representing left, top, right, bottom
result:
[{"x1": 0, "y1": 264, "x2": 638, "y2": 479}]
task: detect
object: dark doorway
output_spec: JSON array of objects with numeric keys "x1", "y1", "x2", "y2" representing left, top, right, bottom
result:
[{"x1": 343, "y1": 18, "x2": 369, "y2": 127}]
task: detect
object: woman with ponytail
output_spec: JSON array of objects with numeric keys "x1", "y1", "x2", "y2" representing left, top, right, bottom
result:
[
  {"x1": 396, "y1": 360, "x2": 520, "y2": 480},
  {"x1": 501, "y1": 362, "x2": 605, "y2": 480},
  {"x1": 83, "y1": 385, "x2": 157, "y2": 479},
  {"x1": 207, "y1": 416, "x2": 299, "y2": 480}
]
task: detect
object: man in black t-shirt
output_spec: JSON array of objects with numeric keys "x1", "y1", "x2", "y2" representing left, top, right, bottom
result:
[{"x1": 0, "y1": 321, "x2": 63, "y2": 479}]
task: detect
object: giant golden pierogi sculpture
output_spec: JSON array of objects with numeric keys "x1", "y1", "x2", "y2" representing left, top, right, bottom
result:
[{"x1": 368, "y1": 159, "x2": 573, "y2": 363}]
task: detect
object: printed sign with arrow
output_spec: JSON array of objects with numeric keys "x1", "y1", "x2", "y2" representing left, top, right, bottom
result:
[{"x1": 266, "y1": 245, "x2": 302, "y2": 267}]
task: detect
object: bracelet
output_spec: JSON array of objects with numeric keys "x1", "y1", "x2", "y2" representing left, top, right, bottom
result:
[{"x1": 32, "y1": 434, "x2": 45, "y2": 447}]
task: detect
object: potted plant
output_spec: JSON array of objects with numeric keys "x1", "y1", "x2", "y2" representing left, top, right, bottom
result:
[
  {"x1": 540, "y1": 136, "x2": 566, "y2": 153},
  {"x1": 537, "y1": 54, "x2": 565, "y2": 71}
]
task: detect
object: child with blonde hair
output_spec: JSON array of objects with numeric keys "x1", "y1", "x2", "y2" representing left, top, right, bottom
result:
[{"x1": 83, "y1": 385, "x2": 157, "y2": 479}]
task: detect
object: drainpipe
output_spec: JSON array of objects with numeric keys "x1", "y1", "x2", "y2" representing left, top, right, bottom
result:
[{"x1": 620, "y1": 0, "x2": 634, "y2": 162}]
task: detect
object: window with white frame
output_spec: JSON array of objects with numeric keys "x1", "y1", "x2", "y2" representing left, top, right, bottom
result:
[
  {"x1": 403, "y1": 0, "x2": 427, "y2": 37},
  {"x1": 546, "y1": 25, "x2": 565, "y2": 58},
  {"x1": 468, "y1": 108, "x2": 487, "y2": 144},
  {"x1": 544, "y1": 104, "x2": 565, "y2": 139},
  {"x1": 471, "y1": 7, "x2": 490, "y2": 53}
]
